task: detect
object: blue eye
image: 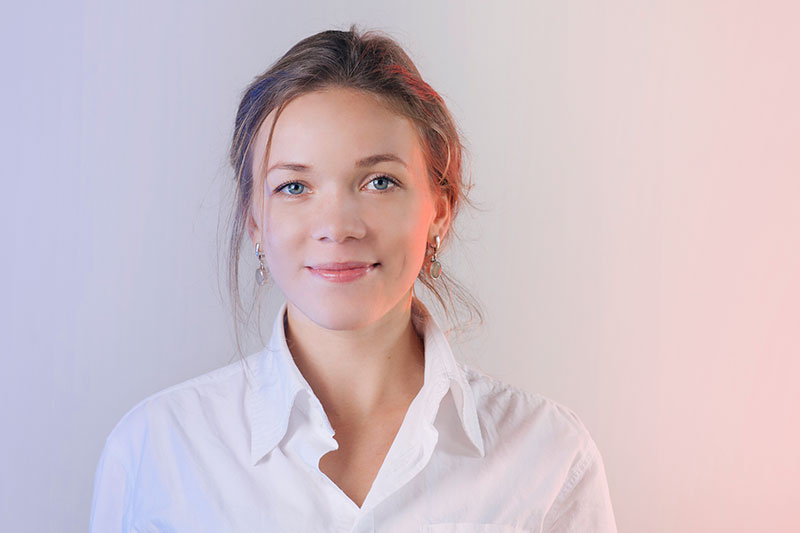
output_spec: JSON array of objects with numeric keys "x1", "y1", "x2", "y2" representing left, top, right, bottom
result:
[
  {"x1": 367, "y1": 175, "x2": 399, "y2": 191},
  {"x1": 275, "y1": 182, "x2": 305, "y2": 195}
]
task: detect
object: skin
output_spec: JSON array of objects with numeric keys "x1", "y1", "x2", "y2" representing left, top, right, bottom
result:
[{"x1": 245, "y1": 86, "x2": 450, "y2": 506}]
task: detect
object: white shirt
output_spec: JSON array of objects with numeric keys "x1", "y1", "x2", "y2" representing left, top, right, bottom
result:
[{"x1": 90, "y1": 298, "x2": 617, "y2": 532}]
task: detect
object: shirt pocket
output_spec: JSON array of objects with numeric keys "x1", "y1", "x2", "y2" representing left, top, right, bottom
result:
[{"x1": 421, "y1": 524, "x2": 530, "y2": 533}]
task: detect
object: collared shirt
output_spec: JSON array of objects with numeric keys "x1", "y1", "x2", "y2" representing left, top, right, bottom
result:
[{"x1": 90, "y1": 297, "x2": 617, "y2": 532}]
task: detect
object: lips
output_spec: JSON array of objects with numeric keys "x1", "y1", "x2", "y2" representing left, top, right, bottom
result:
[
  {"x1": 308, "y1": 261, "x2": 379, "y2": 271},
  {"x1": 306, "y1": 262, "x2": 380, "y2": 282}
]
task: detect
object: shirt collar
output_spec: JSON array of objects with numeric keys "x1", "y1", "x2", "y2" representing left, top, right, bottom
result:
[{"x1": 245, "y1": 297, "x2": 485, "y2": 466}]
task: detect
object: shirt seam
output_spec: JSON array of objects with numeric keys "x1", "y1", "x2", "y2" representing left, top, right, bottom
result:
[
  {"x1": 460, "y1": 362, "x2": 551, "y2": 407},
  {"x1": 138, "y1": 361, "x2": 244, "y2": 403},
  {"x1": 127, "y1": 417, "x2": 149, "y2": 532},
  {"x1": 543, "y1": 438, "x2": 599, "y2": 529}
]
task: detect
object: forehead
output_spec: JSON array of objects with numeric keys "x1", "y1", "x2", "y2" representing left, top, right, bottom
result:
[{"x1": 251, "y1": 87, "x2": 424, "y2": 176}]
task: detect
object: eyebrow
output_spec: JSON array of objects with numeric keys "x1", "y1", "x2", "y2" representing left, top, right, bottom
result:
[{"x1": 266, "y1": 153, "x2": 407, "y2": 175}]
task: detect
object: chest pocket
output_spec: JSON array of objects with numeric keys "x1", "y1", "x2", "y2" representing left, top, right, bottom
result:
[{"x1": 421, "y1": 524, "x2": 530, "y2": 533}]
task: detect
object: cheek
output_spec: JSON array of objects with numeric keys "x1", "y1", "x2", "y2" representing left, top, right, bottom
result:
[
  {"x1": 262, "y1": 209, "x2": 305, "y2": 262},
  {"x1": 380, "y1": 208, "x2": 431, "y2": 267},
  {"x1": 383, "y1": 190, "x2": 432, "y2": 226}
]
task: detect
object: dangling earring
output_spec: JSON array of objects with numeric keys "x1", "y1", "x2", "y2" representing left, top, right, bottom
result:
[
  {"x1": 428, "y1": 234, "x2": 442, "y2": 279},
  {"x1": 255, "y1": 242, "x2": 267, "y2": 286}
]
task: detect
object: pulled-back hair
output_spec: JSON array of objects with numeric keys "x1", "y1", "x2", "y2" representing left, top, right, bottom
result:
[{"x1": 222, "y1": 24, "x2": 484, "y2": 360}]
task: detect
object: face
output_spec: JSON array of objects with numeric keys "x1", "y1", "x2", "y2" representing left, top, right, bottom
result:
[{"x1": 246, "y1": 86, "x2": 450, "y2": 331}]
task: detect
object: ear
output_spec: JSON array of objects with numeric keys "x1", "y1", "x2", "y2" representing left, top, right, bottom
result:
[
  {"x1": 246, "y1": 203, "x2": 261, "y2": 247},
  {"x1": 429, "y1": 192, "x2": 451, "y2": 242}
]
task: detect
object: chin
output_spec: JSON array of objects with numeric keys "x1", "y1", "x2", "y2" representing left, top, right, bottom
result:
[{"x1": 292, "y1": 294, "x2": 382, "y2": 331}]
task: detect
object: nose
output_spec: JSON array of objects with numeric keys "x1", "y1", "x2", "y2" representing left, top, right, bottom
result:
[{"x1": 310, "y1": 192, "x2": 367, "y2": 243}]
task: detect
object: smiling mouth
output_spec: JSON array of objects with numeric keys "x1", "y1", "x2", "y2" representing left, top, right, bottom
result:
[
  {"x1": 306, "y1": 263, "x2": 380, "y2": 282},
  {"x1": 307, "y1": 262, "x2": 380, "y2": 271}
]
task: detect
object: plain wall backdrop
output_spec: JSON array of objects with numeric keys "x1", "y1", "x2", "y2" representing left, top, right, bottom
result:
[{"x1": 1, "y1": 1, "x2": 798, "y2": 531}]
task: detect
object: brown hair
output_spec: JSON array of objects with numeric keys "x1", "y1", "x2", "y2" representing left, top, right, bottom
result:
[{"x1": 221, "y1": 24, "x2": 485, "y2": 360}]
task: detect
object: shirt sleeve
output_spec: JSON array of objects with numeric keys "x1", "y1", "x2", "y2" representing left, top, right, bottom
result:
[
  {"x1": 88, "y1": 431, "x2": 138, "y2": 532},
  {"x1": 542, "y1": 438, "x2": 618, "y2": 533}
]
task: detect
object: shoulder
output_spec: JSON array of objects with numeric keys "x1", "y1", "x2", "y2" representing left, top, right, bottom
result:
[
  {"x1": 456, "y1": 360, "x2": 596, "y2": 457},
  {"x1": 100, "y1": 357, "x2": 250, "y2": 456},
  {"x1": 455, "y1": 360, "x2": 611, "y2": 518}
]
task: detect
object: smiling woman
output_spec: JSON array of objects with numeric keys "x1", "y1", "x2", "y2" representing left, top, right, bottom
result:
[
  {"x1": 89, "y1": 24, "x2": 617, "y2": 532},
  {"x1": 230, "y1": 36, "x2": 483, "y2": 350}
]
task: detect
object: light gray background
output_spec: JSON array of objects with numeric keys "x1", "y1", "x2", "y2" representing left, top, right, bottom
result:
[{"x1": 2, "y1": 1, "x2": 798, "y2": 532}]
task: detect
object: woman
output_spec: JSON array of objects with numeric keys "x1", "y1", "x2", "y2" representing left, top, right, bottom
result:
[{"x1": 90, "y1": 25, "x2": 617, "y2": 532}]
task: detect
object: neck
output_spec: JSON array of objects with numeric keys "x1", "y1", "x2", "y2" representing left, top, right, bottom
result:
[{"x1": 284, "y1": 291, "x2": 426, "y2": 426}]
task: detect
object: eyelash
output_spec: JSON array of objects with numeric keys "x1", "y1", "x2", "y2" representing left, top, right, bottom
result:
[{"x1": 273, "y1": 174, "x2": 400, "y2": 196}]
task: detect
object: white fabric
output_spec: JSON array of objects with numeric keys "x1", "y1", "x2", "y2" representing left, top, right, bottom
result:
[{"x1": 90, "y1": 298, "x2": 617, "y2": 532}]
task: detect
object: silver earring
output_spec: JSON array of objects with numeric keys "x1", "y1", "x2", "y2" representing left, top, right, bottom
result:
[
  {"x1": 428, "y1": 234, "x2": 442, "y2": 279},
  {"x1": 255, "y1": 242, "x2": 267, "y2": 286}
]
